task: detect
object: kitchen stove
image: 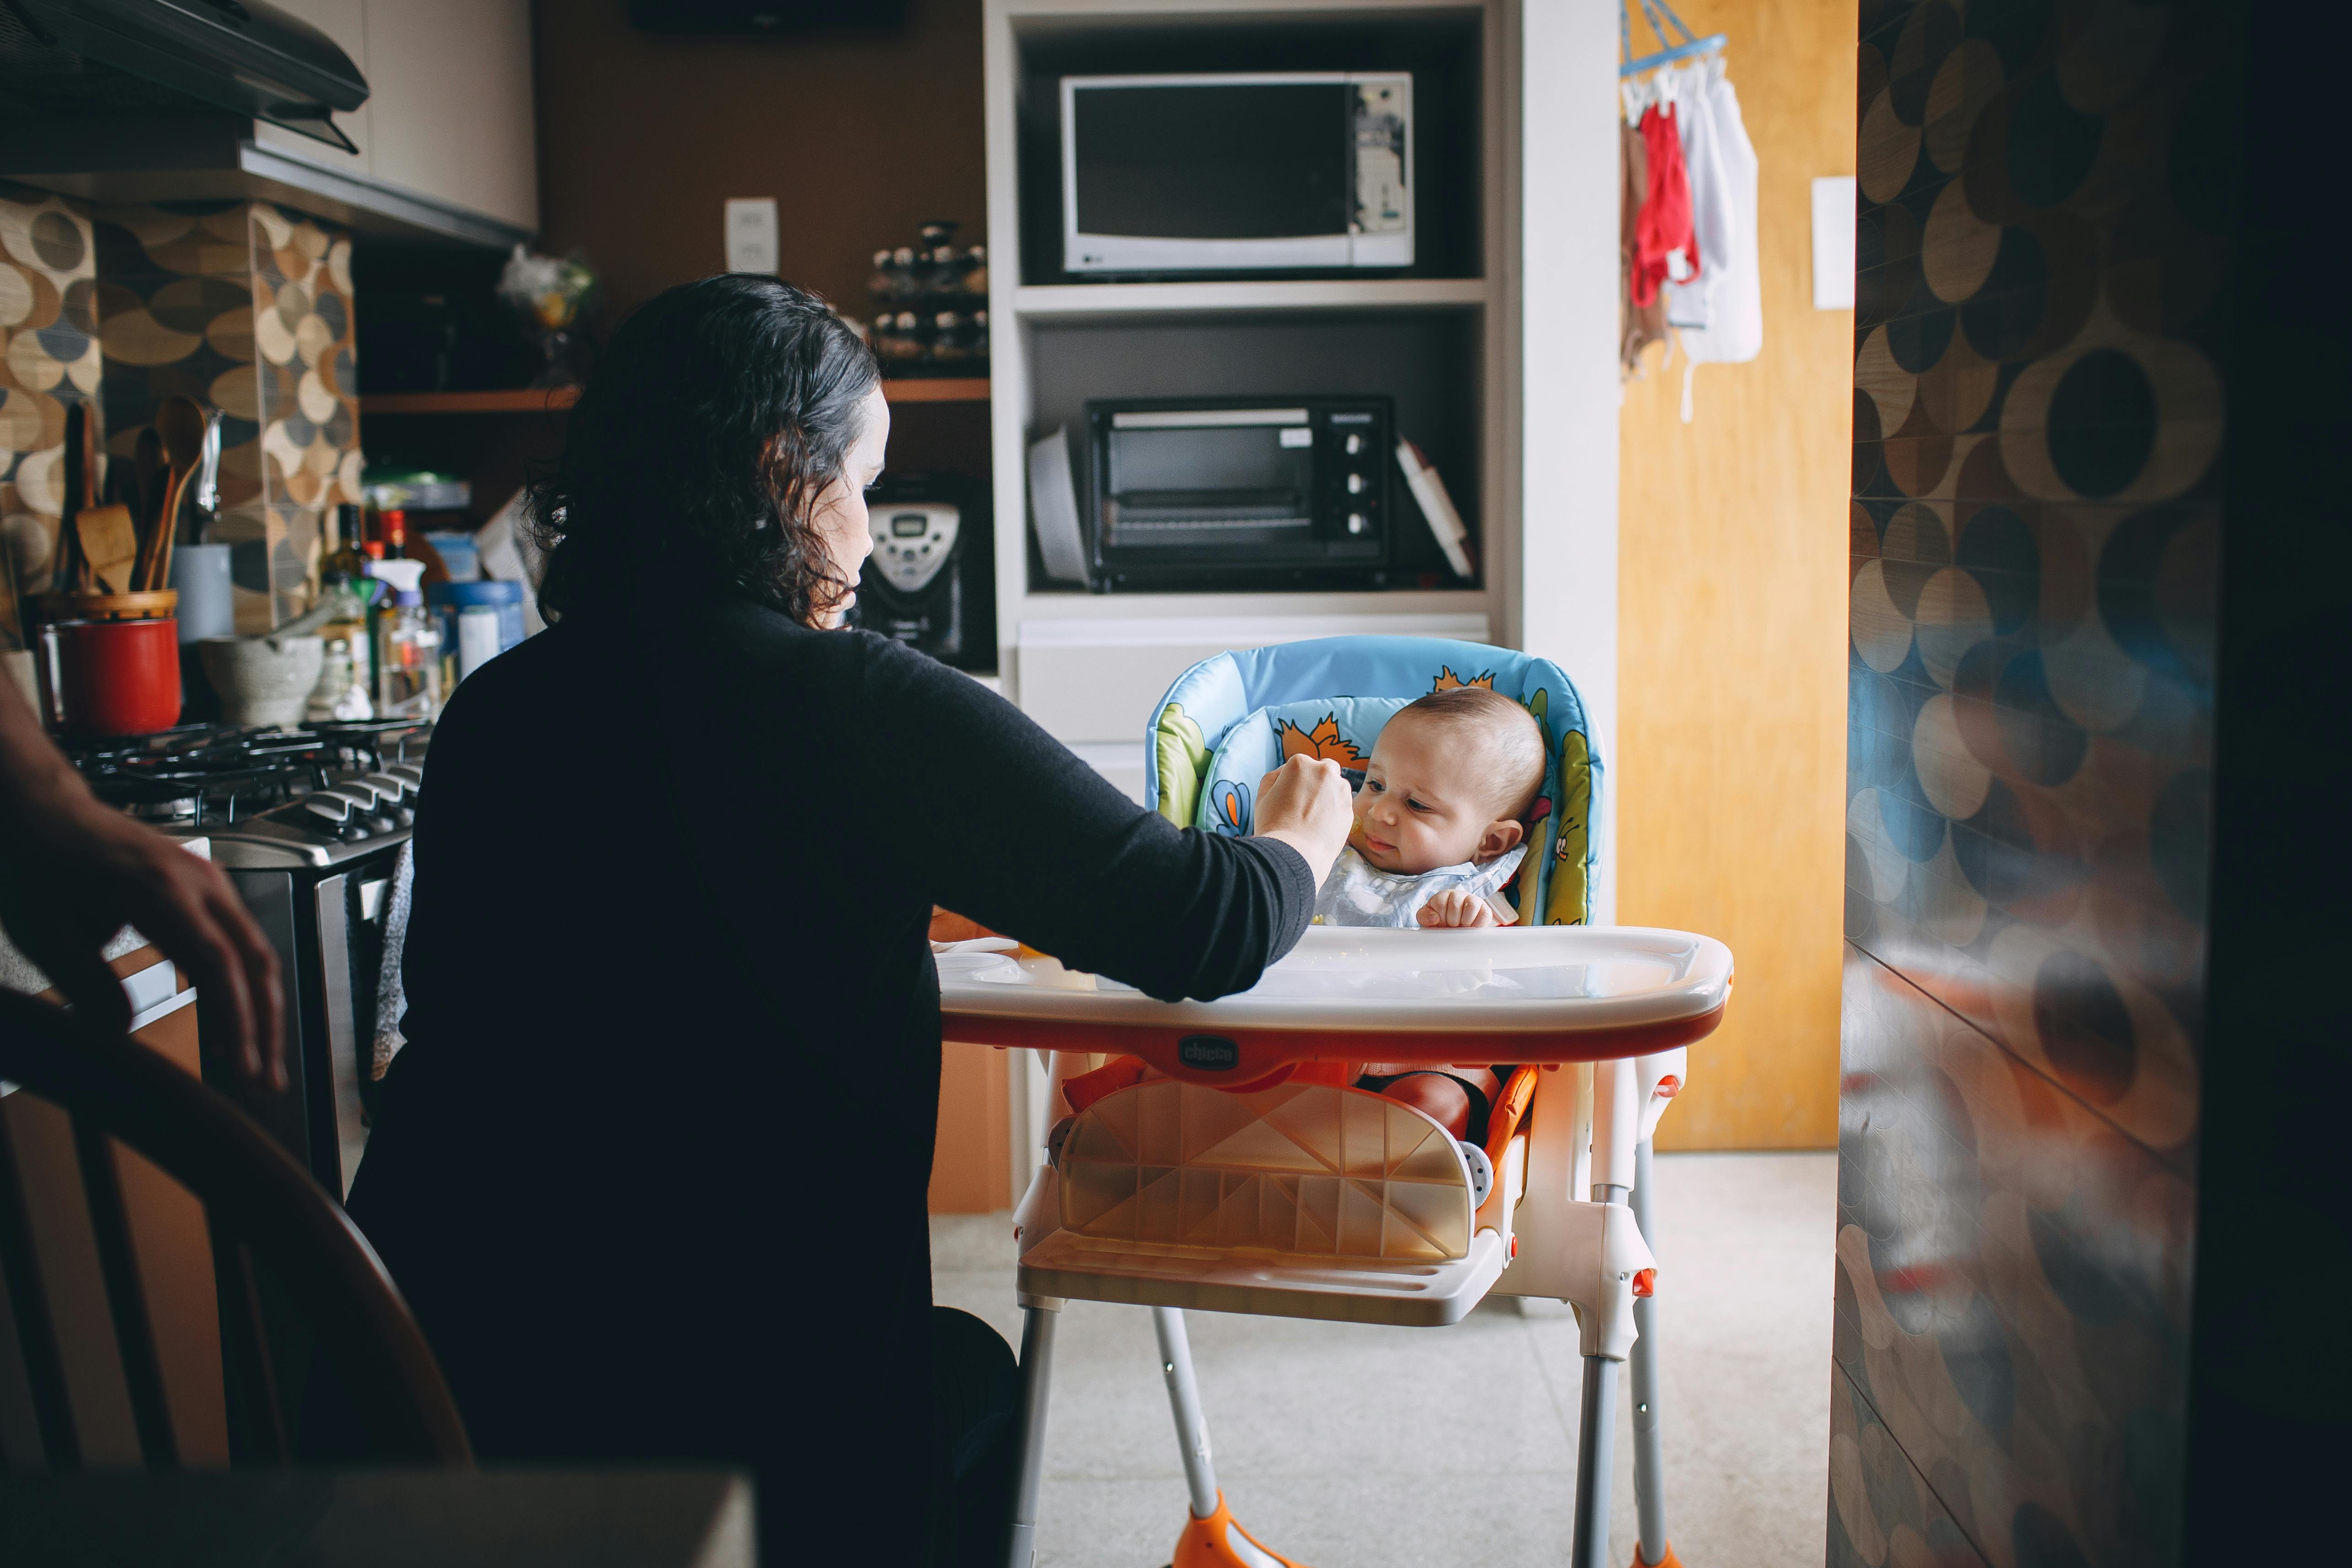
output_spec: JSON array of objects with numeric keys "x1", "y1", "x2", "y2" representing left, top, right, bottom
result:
[
  {"x1": 63, "y1": 720, "x2": 434, "y2": 1199},
  {"x1": 66, "y1": 720, "x2": 433, "y2": 870}
]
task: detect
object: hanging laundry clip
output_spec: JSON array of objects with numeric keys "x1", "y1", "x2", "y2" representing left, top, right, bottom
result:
[{"x1": 1619, "y1": 0, "x2": 1725, "y2": 96}]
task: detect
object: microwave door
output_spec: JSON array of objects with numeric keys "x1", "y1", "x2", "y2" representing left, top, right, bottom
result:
[{"x1": 1104, "y1": 421, "x2": 1316, "y2": 554}]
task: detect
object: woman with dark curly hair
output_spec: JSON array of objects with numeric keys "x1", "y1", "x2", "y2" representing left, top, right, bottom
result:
[{"x1": 342, "y1": 277, "x2": 1353, "y2": 1564}]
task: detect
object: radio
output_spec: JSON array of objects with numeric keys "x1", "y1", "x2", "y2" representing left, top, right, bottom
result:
[{"x1": 1061, "y1": 396, "x2": 1395, "y2": 593}]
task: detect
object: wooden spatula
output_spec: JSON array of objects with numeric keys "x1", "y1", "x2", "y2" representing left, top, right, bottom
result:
[{"x1": 78, "y1": 504, "x2": 141, "y2": 596}]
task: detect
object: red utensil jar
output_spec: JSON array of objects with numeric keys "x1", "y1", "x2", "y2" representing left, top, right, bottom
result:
[{"x1": 54, "y1": 616, "x2": 182, "y2": 735}]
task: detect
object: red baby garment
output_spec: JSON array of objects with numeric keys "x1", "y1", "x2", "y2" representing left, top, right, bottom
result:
[{"x1": 1631, "y1": 101, "x2": 1698, "y2": 308}]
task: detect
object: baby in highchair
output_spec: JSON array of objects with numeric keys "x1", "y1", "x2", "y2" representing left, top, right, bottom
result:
[
  {"x1": 1300, "y1": 683, "x2": 1547, "y2": 1140},
  {"x1": 984, "y1": 685, "x2": 1548, "y2": 1146}
]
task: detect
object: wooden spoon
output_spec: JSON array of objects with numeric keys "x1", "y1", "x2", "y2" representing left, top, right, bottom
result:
[
  {"x1": 156, "y1": 397, "x2": 207, "y2": 541},
  {"x1": 149, "y1": 468, "x2": 193, "y2": 592}
]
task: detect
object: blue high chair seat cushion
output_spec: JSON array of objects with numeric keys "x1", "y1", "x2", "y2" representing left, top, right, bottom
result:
[
  {"x1": 1192, "y1": 696, "x2": 1413, "y2": 835},
  {"x1": 1145, "y1": 636, "x2": 1601, "y2": 927}
]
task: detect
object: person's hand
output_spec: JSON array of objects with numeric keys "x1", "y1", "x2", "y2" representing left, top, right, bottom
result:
[
  {"x1": 1416, "y1": 889, "x2": 1500, "y2": 928},
  {"x1": 1251, "y1": 756, "x2": 1354, "y2": 885},
  {"x1": 0, "y1": 714, "x2": 285, "y2": 1086}
]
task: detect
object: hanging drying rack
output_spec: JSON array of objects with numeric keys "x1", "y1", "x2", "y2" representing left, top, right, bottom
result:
[{"x1": 1619, "y1": 0, "x2": 1725, "y2": 79}]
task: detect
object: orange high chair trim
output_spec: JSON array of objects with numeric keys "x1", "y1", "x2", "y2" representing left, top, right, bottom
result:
[
  {"x1": 1632, "y1": 1543, "x2": 1683, "y2": 1568},
  {"x1": 1174, "y1": 1492, "x2": 1312, "y2": 1568},
  {"x1": 1484, "y1": 1063, "x2": 1542, "y2": 1164}
]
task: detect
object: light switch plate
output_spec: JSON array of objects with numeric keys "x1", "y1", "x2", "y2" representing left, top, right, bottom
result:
[
  {"x1": 725, "y1": 198, "x2": 779, "y2": 275},
  {"x1": 1811, "y1": 177, "x2": 1856, "y2": 311}
]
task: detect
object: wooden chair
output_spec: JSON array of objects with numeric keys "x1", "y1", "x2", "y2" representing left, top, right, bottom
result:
[{"x1": 0, "y1": 989, "x2": 469, "y2": 1468}]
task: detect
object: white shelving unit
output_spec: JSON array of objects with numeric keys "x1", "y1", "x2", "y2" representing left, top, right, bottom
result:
[
  {"x1": 982, "y1": 0, "x2": 1520, "y2": 739},
  {"x1": 1012, "y1": 277, "x2": 1491, "y2": 318}
]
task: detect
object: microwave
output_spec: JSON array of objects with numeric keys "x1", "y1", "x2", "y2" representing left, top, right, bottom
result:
[
  {"x1": 1061, "y1": 72, "x2": 1413, "y2": 274},
  {"x1": 1073, "y1": 396, "x2": 1394, "y2": 591}
]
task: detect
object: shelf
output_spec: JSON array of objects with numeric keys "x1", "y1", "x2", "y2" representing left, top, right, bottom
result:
[
  {"x1": 360, "y1": 377, "x2": 990, "y2": 417},
  {"x1": 361, "y1": 387, "x2": 579, "y2": 415},
  {"x1": 879, "y1": 377, "x2": 991, "y2": 403},
  {"x1": 1013, "y1": 279, "x2": 1490, "y2": 321}
]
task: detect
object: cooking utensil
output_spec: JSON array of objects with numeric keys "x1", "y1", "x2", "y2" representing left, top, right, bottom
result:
[
  {"x1": 148, "y1": 466, "x2": 195, "y2": 592},
  {"x1": 132, "y1": 427, "x2": 166, "y2": 549},
  {"x1": 150, "y1": 397, "x2": 209, "y2": 589},
  {"x1": 156, "y1": 397, "x2": 206, "y2": 533},
  {"x1": 78, "y1": 504, "x2": 142, "y2": 596},
  {"x1": 54, "y1": 404, "x2": 89, "y2": 594},
  {"x1": 193, "y1": 409, "x2": 222, "y2": 535}
]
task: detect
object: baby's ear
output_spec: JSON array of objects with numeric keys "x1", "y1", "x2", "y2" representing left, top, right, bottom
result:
[{"x1": 1473, "y1": 818, "x2": 1526, "y2": 862}]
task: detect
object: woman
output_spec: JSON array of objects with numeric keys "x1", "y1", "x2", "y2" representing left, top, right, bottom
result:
[{"x1": 345, "y1": 277, "x2": 1352, "y2": 1562}]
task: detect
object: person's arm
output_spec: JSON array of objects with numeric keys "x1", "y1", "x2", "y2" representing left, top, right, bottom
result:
[
  {"x1": 859, "y1": 642, "x2": 1350, "y2": 1002},
  {"x1": 0, "y1": 673, "x2": 286, "y2": 1084}
]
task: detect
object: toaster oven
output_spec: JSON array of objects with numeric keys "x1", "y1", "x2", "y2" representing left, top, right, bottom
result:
[{"x1": 1080, "y1": 396, "x2": 1394, "y2": 592}]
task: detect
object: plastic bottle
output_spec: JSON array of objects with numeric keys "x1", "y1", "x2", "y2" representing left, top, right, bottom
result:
[{"x1": 365, "y1": 557, "x2": 441, "y2": 719}]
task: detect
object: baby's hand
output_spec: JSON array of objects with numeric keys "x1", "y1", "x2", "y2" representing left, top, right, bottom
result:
[{"x1": 1417, "y1": 889, "x2": 1500, "y2": 928}]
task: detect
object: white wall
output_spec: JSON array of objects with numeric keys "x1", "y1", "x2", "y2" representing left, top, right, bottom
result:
[{"x1": 1516, "y1": 0, "x2": 1623, "y2": 920}]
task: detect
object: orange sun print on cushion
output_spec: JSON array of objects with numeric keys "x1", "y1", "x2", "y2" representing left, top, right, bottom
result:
[
  {"x1": 1430, "y1": 667, "x2": 1496, "y2": 693},
  {"x1": 1274, "y1": 712, "x2": 1369, "y2": 768}
]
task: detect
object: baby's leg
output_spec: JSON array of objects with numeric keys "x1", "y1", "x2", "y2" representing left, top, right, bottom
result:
[{"x1": 1372, "y1": 1072, "x2": 1473, "y2": 1140}]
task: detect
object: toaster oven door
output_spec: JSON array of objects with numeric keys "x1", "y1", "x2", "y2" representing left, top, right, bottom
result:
[{"x1": 1102, "y1": 412, "x2": 1320, "y2": 555}]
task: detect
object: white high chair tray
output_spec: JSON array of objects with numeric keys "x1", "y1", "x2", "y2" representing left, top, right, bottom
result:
[{"x1": 941, "y1": 926, "x2": 1733, "y2": 1086}]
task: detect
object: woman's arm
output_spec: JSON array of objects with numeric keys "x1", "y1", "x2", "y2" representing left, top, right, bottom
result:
[{"x1": 860, "y1": 639, "x2": 1349, "y2": 1002}]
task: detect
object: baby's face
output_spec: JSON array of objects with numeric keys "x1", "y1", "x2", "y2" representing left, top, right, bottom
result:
[{"x1": 1350, "y1": 717, "x2": 1517, "y2": 874}]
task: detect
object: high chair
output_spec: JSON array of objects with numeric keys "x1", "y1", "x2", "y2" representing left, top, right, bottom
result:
[{"x1": 941, "y1": 637, "x2": 1732, "y2": 1568}]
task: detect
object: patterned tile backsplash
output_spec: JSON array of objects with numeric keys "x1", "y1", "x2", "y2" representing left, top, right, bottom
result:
[
  {"x1": 1839, "y1": 0, "x2": 2229, "y2": 1563},
  {"x1": 0, "y1": 182, "x2": 360, "y2": 641}
]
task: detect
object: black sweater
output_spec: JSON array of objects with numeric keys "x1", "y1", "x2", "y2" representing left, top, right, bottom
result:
[{"x1": 345, "y1": 596, "x2": 1311, "y2": 1542}]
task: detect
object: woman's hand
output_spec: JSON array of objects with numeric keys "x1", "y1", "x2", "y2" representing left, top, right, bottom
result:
[
  {"x1": 1416, "y1": 889, "x2": 1500, "y2": 928},
  {"x1": 1251, "y1": 755, "x2": 1354, "y2": 887}
]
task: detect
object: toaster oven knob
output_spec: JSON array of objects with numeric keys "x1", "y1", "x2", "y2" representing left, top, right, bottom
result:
[
  {"x1": 1345, "y1": 433, "x2": 1364, "y2": 456},
  {"x1": 1347, "y1": 513, "x2": 1366, "y2": 535},
  {"x1": 1346, "y1": 472, "x2": 1365, "y2": 494}
]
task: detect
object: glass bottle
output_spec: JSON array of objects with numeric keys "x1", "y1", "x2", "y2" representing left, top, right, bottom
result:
[{"x1": 367, "y1": 558, "x2": 441, "y2": 719}]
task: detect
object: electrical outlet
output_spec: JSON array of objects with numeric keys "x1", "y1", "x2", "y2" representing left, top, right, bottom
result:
[{"x1": 724, "y1": 198, "x2": 779, "y2": 275}]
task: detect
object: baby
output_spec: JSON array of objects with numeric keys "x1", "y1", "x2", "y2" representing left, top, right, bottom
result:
[
  {"x1": 1282, "y1": 685, "x2": 1547, "y2": 1140},
  {"x1": 1309, "y1": 684, "x2": 1547, "y2": 931}
]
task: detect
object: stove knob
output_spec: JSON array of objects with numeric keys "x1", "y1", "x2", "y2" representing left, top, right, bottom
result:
[
  {"x1": 340, "y1": 822, "x2": 369, "y2": 843},
  {"x1": 387, "y1": 765, "x2": 424, "y2": 790},
  {"x1": 304, "y1": 796, "x2": 351, "y2": 829}
]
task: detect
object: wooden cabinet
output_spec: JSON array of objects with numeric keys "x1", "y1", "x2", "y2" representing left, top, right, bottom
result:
[{"x1": 255, "y1": 0, "x2": 538, "y2": 239}]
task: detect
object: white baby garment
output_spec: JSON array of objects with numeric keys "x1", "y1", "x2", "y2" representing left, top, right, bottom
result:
[{"x1": 1313, "y1": 845, "x2": 1527, "y2": 929}]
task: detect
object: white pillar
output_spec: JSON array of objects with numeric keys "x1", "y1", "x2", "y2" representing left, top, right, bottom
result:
[{"x1": 1517, "y1": 0, "x2": 1624, "y2": 923}]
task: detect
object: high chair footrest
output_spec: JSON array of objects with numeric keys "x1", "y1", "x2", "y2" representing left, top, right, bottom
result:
[{"x1": 1017, "y1": 1227, "x2": 1507, "y2": 1327}]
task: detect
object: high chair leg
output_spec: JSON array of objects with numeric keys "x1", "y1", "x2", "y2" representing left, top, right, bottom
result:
[
  {"x1": 1153, "y1": 1306, "x2": 1222, "y2": 1518},
  {"x1": 1005, "y1": 1300, "x2": 1062, "y2": 1568},
  {"x1": 1629, "y1": 1138, "x2": 1672, "y2": 1568},
  {"x1": 1572, "y1": 1352, "x2": 1620, "y2": 1568}
]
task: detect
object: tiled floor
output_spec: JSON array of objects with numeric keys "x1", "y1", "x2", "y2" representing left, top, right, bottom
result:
[{"x1": 933, "y1": 1151, "x2": 1837, "y2": 1568}]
